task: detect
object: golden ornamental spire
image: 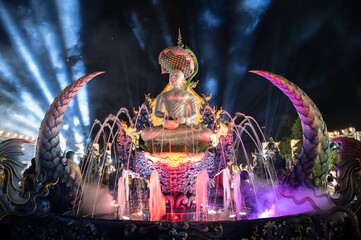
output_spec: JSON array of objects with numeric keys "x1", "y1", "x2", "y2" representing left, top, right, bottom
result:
[{"x1": 177, "y1": 28, "x2": 184, "y2": 47}]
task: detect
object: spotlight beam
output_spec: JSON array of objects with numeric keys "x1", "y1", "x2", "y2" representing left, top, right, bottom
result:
[
  {"x1": 223, "y1": 0, "x2": 272, "y2": 112},
  {"x1": 0, "y1": 53, "x2": 45, "y2": 120},
  {"x1": 0, "y1": 1, "x2": 55, "y2": 104},
  {"x1": 151, "y1": 0, "x2": 173, "y2": 46},
  {"x1": 55, "y1": 0, "x2": 91, "y2": 127},
  {"x1": 31, "y1": 0, "x2": 71, "y2": 90}
]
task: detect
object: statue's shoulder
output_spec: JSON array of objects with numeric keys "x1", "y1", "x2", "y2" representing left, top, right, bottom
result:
[
  {"x1": 156, "y1": 92, "x2": 166, "y2": 99},
  {"x1": 184, "y1": 91, "x2": 196, "y2": 100}
]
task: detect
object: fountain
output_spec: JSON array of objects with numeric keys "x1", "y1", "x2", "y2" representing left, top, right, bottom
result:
[
  {"x1": 0, "y1": 33, "x2": 360, "y2": 239},
  {"x1": 69, "y1": 38, "x2": 285, "y2": 222}
]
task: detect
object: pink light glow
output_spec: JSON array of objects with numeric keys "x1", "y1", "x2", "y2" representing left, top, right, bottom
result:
[{"x1": 258, "y1": 204, "x2": 276, "y2": 219}]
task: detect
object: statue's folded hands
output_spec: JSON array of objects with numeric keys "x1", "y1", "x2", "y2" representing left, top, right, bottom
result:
[{"x1": 141, "y1": 69, "x2": 212, "y2": 152}]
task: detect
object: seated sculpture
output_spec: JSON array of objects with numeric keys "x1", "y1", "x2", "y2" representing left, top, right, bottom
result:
[{"x1": 141, "y1": 69, "x2": 212, "y2": 153}]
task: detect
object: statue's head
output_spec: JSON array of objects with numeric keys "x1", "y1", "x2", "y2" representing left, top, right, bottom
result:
[{"x1": 169, "y1": 69, "x2": 184, "y2": 88}]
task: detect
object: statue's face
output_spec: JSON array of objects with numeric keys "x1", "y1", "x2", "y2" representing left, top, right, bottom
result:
[{"x1": 169, "y1": 70, "x2": 184, "y2": 87}]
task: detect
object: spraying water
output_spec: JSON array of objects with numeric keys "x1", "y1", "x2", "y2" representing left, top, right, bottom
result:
[
  {"x1": 72, "y1": 102, "x2": 332, "y2": 221},
  {"x1": 117, "y1": 170, "x2": 129, "y2": 219},
  {"x1": 233, "y1": 172, "x2": 242, "y2": 220},
  {"x1": 149, "y1": 170, "x2": 166, "y2": 221},
  {"x1": 222, "y1": 168, "x2": 232, "y2": 210},
  {"x1": 195, "y1": 169, "x2": 209, "y2": 221}
]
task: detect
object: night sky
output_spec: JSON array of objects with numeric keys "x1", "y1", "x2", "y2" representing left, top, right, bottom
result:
[{"x1": 0, "y1": 0, "x2": 360, "y2": 147}]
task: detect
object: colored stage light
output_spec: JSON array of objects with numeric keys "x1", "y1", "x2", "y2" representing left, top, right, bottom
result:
[
  {"x1": 59, "y1": 134, "x2": 66, "y2": 151},
  {"x1": 242, "y1": 0, "x2": 272, "y2": 34},
  {"x1": 151, "y1": 0, "x2": 173, "y2": 46},
  {"x1": 0, "y1": 54, "x2": 18, "y2": 83},
  {"x1": 55, "y1": 0, "x2": 91, "y2": 127},
  {"x1": 20, "y1": 92, "x2": 45, "y2": 120},
  {"x1": 30, "y1": 0, "x2": 76, "y2": 110},
  {"x1": 21, "y1": 14, "x2": 43, "y2": 53},
  {"x1": 217, "y1": 0, "x2": 271, "y2": 115},
  {"x1": 74, "y1": 130, "x2": 84, "y2": 144},
  {"x1": 1, "y1": 112, "x2": 38, "y2": 135},
  {"x1": 0, "y1": 2, "x2": 54, "y2": 104},
  {"x1": 0, "y1": 53, "x2": 30, "y2": 93},
  {"x1": 223, "y1": 63, "x2": 247, "y2": 112},
  {"x1": 73, "y1": 117, "x2": 80, "y2": 126},
  {"x1": 12, "y1": 113, "x2": 40, "y2": 130},
  {"x1": 205, "y1": 77, "x2": 218, "y2": 96},
  {"x1": 0, "y1": 55, "x2": 26, "y2": 101},
  {"x1": 200, "y1": 9, "x2": 222, "y2": 28},
  {"x1": 1, "y1": 1, "x2": 91, "y2": 151},
  {"x1": 242, "y1": 0, "x2": 272, "y2": 12},
  {"x1": 40, "y1": 24, "x2": 71, "y2": 90},
  {"x1": 71, "y1": 60, "x2": 86, "y2": 81},
  {"x1": 130, "y1": 12, "x2": 146, "y2": 51},
  {"x1": 72, "y1": 60, "x2": 90, "y2": 126},
  {"x1": 55, "y1": 0, "x2": 81, "y2": 54},
  {"x1": 128, "y1": 10, "x2": 158, "y2": 67},
  {"x1": 0, "y1": 54, "x2": 46, "y2": 122}
]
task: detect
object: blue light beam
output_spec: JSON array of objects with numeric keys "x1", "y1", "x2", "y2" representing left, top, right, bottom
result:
[
  {"x1": 0, "y1": 53, "x2": 45, "y2": 120},
  {"x1": 0, "y1": 1, "x2": 55, "y2": 104},
  {"x1": 30, "y1": 0, "x2": 75, "y2": 111},
  {"x1": 222, "y1": 0, "x2": 272, "y2": 112},
  {"x1": 55, "y1": 0, "x2": 91, "y2": 127}
]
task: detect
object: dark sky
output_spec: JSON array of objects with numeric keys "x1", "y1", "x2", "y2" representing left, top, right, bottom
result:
[
  {"x1": 0, "y1": 0, "x2": 360, "y2": 142},
  {"x1": 82, "y1": 0, "x2": 361, "y2": 138}
]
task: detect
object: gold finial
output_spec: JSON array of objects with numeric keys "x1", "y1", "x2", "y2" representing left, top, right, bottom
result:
[{"x1": 177, "y1": 28, "x2": 184, "y2": 47}]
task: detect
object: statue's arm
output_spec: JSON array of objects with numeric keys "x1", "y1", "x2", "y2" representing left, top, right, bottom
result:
[
  {"x1": 187, "y1": 94, "x2": 198, "y2": 122},
  {"x1": 154, "y1": 94, "x2": 165, "y2": 119}
]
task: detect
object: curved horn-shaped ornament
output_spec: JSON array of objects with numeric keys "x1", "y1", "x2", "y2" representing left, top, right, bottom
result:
[
  {"x1": 329, "y1": 138, "x2": 361, "y2": 205},
  {"x1": 35, "y1": 72, "x2": 104, "y2": 183},
  {"x1": 250, "y1": 71, "x2": 329, "y2": 187},
  {"x1": 0, "y1": 138, "x2": 31, "y2": 205}
]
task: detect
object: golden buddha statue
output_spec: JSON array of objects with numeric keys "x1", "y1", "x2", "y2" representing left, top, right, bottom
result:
[{"x1": 141, "y1": 34, "x2": 212, "y2": 153}]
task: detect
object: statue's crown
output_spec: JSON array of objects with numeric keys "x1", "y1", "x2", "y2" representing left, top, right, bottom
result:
[{"x1": 158, "y1": 29, "x2": 197, "y2": 79}]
